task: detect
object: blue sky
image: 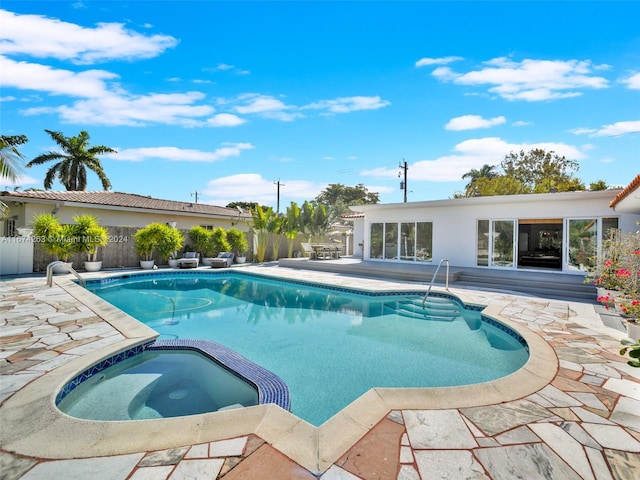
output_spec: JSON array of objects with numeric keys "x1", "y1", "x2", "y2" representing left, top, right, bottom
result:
[{"x1": 1, "y1": 1, "x2": 639, "y2": 208}]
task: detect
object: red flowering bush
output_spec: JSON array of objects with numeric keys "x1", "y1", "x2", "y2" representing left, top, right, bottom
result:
[{"x1": 587, "y1": 228, "x2": 640, "y2": 321}]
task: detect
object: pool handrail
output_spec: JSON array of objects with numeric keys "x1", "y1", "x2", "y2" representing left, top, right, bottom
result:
[
  {"x1": 422, "y1": 258, "x2": 450, "y2": 307},
  {"x1": 46, "y1": 261, "x2": 86, "y2": 288}
]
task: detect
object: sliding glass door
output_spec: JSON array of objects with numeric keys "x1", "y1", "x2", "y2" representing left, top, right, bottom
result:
[
  {"x1": 566, "y1": 219, "x2": 597, "y2": 272},
  {"x1": 369, "y1": 221, "x2": 432, "y2": 262},
  {"x1": 477, "y1": 219, "x2": 516, "y2": 268}
]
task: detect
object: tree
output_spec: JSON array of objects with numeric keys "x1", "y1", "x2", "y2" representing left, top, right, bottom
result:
[
  {"x1": 300, "y1": 201, "x2": 330, "y2": 241},
  {"x1": 500, "y1": 148, "x2": 585, "y2": 193},
  {"x1": 283, "y1": 201, "x2": 301, "y2": 258},
  {"x1": 314, "y1": 184, "x2": 379, "y2": 224},
  {"x1": 251, "y1": 205, "x2": 276, "y2": 262},
  {"x1": 461, "y1": 164, "x2": 498, "y2": 197},
  {"x1": 472, "y1": 176, "x2": 530, "y2": 196},
  {"x1": 26, "y1": 130, "x2": 115, "y2": 191},
  {"x1": 226, "y1": 201, "x2": 264, "y2": 212},
  {"x1": 589, "y1": 180, "x2": 609, "y2": 191},
  {"x1": 1, "y1": 134, "x2": 28, "y2": 220},
  {"x1": 1, "y1": 134, "x2": 28, "y2": 181}
]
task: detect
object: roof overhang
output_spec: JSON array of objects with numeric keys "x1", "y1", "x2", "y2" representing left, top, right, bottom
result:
[{"x1": 610, "y1": 174, "x2": 640, "y2": 213}]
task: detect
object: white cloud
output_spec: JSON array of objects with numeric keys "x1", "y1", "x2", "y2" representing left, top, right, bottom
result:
[
  {"x1": 590, "y1": 120, "x2": 640, "y2": 137},
  {"x1": 1, "y1": 56, "x2": 115, "y2": 98},
  {"x1": 512, "y1": 120, "x2": 532, "y2": 127},
  {"x1": 32, "y1": 91, "x2": 214, "y2": 127},
  {"x1": 433, "y1": 57, "x2": 609, "y2": 101},
  {"x1": 0, "y1": 174, "x2": 40, "y2": 188},
  {"x1": 445, "y1": 115, "x2": 506, "y2": 131},
  {"x1": 203, "y1": 173, "x2": 325, "y2": 205},
  {"x1": 206, "y1": 113, "x2": 246, "y2": 127},
  {"x1": 0, "y1": 9, "x2": 177, "y2": 64},
  {"x1": 415, "y1": 56, "x2": 463, "y2": 68},
  {"x1": 304, "y1": 96, "x2": 390, "y2": 114},
  {"x1": 621, "y1": 72, "x2": 640, "y2": 89},
  {"x1": 233, "y1": 93, "x2": 301, "y2": 121},
  {"x1": 106, "y1": 143, "x2": 254, "y2": 162},
  {"x1": 361, "y1": 137, "x2": 587, "y2": 182}
]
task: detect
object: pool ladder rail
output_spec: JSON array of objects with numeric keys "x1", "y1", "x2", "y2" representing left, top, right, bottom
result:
[
  {"x1": 46, "y1": 261, "x2": 86, "y2": 288},
  {"x1": 422, "y1": 258, "x2": 450, "y2": 308}
]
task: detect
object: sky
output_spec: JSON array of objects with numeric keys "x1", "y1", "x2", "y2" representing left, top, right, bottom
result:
[{"x1": 1, "y1": 1, "x2": 639, "y2": 210}]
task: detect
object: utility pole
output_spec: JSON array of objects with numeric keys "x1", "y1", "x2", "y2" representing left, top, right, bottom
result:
[
  {"x1": 398, "y1": 160, "x2": 408, "y2": 203},
  {"x1": 274, "y1": 179, "x2": 285, "y2": 214},
  {"x1": 190, "y1": 191, "x2": 200, "y2": 204}
]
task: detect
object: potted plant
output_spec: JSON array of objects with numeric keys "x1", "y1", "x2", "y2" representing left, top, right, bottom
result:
[
  {"x1": 620, "y1": 337, "x2": 640, "y2": 367},
  {"x1": 157, "y1": 226, "x2": 184, "y2": 267},
  {"x1": 227, "y1": 227, "x2": 249, "y2": 263},
  {"x1": 73, "y1": 214, "x2": 108, "y2": 272},
  {"x1": 209, "y1": 227, "x2": 231, "y2": 257},
  {"x1": 188, "y1": 225, "x2": 213, "y2": 265},
  {"x1": 32, "y1": 213, "x2": 75, "y2": 274},
  {"x1": 134, "y1": 223, "x2": 170, "y2": 269},
  {"x1": 588, "y1": 228, "x2": 639, "y2": 340}
]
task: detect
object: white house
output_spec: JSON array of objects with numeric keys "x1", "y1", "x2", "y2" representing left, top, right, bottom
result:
[{"x1": 349, "y1": 183, "x2": 640, "y2": 275}]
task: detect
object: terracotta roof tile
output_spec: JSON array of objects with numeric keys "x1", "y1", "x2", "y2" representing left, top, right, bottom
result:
[
  {"x1": 610, "y1": 174, "x2": 640, "y2": 208},
  {"x1": 0, "y1": 190, "x2": 251, "y2": 218}
]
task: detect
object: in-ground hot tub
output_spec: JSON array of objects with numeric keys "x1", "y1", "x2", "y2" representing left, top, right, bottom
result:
[{"x1": 56, "y1": 340, "x2": 290, "y2": 421}]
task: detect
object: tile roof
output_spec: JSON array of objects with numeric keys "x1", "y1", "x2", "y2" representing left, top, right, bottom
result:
[
  {"x1": 610, "y1": 173, "x2": 640, "y2": 209},
  {"x1": 0, "y1": 190, "x2": 251, "y2": 218}
]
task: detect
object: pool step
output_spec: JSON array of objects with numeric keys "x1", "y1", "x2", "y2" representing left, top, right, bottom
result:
[{"x1": 384, "y1": 298, "x2": 461, "y2": 321}]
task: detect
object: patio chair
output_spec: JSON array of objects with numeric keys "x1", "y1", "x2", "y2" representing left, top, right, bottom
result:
[
  {"x1": 210, "y1": 252, "x2": 235, "y2": 268},
  {"x1": 177, "y1": 251, "x2": 200, "y2": 269},
  {"x1": 300, "y1": 243, "x2": 316, "y2": 259}
]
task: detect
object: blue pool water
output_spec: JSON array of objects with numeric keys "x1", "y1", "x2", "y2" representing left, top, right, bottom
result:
[{"x1": 87, "y1": 272, "x2": 528, "y2": 425}]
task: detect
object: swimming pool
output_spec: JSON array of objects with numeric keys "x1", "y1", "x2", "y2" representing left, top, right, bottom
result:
[{"x1": 86, "y1": 271, "x2": 529, "y2": 425}]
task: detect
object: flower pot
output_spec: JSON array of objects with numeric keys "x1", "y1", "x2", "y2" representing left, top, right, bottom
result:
[
  {"x1": 84, "y1": 261, "x2": 102, "y2": 272},
  {"x1": 626, "y1": 321, "x2": 640, "y2": 342},
  {"x1": 140, "y1": 260, "x2": 155, "y2": 270},
  {"x1": 202, "y1": 257, "x2": 215, "y2": 266},
  {"x1": 235, "y1": 256, "x2": 246, "y2": 264},
  {"x1": 52, "y1": 262, "x2": 73, "y2": 274},
  {"x1": 168, "y1": 259, "x2": 180, "y2": 268}
]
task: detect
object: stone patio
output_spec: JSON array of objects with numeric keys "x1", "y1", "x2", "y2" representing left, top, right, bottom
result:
[{"x1": 1, "y1": 265, "x2": 639, "y2": 479}]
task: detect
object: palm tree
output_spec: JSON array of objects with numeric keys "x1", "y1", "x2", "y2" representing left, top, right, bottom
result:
[
  {"x1": 26, "y1": 130, "x2": 115, "y2": 190},
  {"x1": 1, "y1": 134, "x2": 28, "y2": 181},
  {"x1": 1, "y1": 134, "x2": 28, "y2": 220},
  {"x1": 462, "y1": 164, "x2": 498, "y2": 196}
]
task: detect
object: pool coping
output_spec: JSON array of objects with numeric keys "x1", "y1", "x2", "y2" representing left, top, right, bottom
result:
[{"x1": 0, "y1": 270, "x2": 558, "y2": 474}]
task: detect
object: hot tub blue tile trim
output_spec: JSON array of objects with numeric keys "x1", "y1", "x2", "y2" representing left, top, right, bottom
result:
[
  {"x1": 149, "y1": 339, "x2": 290, "y2": 411},
  {"x1": 55, "y1": 340, "x2": 290, "y2": 412}
]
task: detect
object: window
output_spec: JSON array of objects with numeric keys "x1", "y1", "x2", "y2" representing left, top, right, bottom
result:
[
  {"x1": 477, "y1": 220, "x2": 489, "y2": 266},
  {"x1": 369, "y1": 221, "x2": 432, "y2": 262},
  {"x1": 492, "y1": 220, "x2": 515, "y2": 267},
  {"x1": 370, "y1": 223, "x2": 383, "y2": 258},
  {"x1": 415, "y1": 222, "x2": 432, "y2": 262},
  {"x1": 4, "y1": 216, "x2": 17, "y2": 237},
  {"x1": 384, "y1": 223, "x2": 398, "y2": 259},
  {"x1": 567, "y1": 219, "x2": 597, "y2": 271}
]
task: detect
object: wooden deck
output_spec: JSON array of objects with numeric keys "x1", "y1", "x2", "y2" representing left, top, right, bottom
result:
[{"x1": 278, "y1": 256, "x2": 596, "y2": 303}]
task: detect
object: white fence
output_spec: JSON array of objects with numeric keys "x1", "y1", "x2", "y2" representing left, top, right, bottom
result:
[{"x1": 0, "y1": 238, "x2": 34, "y2": 275}]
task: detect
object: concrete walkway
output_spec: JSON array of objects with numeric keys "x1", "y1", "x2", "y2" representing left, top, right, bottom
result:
[{"x1": 1, "y1": 266, "x2": 639, "y2": 479}]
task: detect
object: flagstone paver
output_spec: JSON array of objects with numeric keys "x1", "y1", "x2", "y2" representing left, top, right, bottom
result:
[{"x1": 1, "y1": 268, "x2": 639, "y2": 479}]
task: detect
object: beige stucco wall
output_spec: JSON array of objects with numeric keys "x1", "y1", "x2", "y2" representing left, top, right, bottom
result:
[{"x1": 5, "y1": 202, "x2": 250, "y2": 232}]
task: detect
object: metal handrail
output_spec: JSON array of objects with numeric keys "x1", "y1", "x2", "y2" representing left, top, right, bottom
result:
[
  {"x1": 46, "y1": 261, "x2": 86, "y2": 288},
  {"x1": 422, "y1": 259, "x2": 450, "y2": 307}
]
